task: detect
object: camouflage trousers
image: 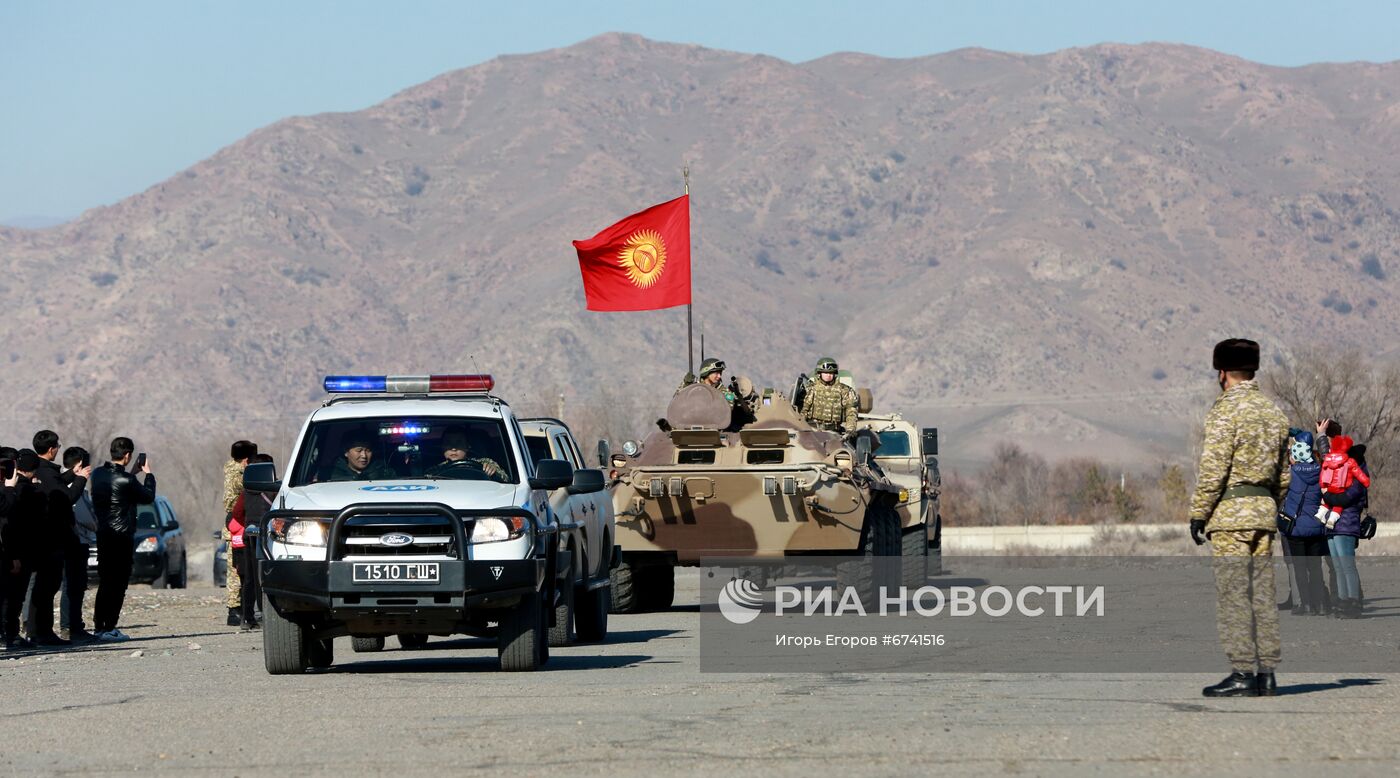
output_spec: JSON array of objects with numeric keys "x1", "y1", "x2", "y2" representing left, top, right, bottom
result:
[
  {"x1": 1210, "y1": 529, "x2": 1280, "y2": 671},
  {"x1": 223, "y1": 527, "x2": 241, "y2": 609}
]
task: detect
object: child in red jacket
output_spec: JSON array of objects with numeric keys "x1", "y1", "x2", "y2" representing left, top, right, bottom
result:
[{"x1": 1317, "y1": 435, "x2": 1370, "y2": 528}]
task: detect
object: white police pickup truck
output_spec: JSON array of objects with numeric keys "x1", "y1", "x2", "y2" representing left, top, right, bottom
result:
[{"x1": 243, "y1": 374, "x2": 611, "y2": 674}]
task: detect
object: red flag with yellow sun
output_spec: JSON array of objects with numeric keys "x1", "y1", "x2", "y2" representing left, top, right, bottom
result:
[{"x1": 572, "y1": 195, "x2": 690, "y2": 311}]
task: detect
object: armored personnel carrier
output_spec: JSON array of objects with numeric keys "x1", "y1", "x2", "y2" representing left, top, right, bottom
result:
[{"x1": 606, "y1": 378, "x2": 926, "y2": 612}]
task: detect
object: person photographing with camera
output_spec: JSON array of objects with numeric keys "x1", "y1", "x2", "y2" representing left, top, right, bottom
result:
[{"x1": 90, "y1": 438, "x2": 156, "y2": 642}]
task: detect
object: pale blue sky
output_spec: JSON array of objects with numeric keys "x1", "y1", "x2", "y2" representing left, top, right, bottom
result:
[{"x1": 2, "y1": 0, "x2": 1395, "y2": 222}]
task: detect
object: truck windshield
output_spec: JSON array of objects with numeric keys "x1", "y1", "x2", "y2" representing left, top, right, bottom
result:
[
  {"x1": 136, "y1": 506, "x2": 159, "y2": 530},
  {"x1": 290, "y1": 417, "x2": 519, "y2": 486},
  {"x1": 877, "y1": 431, "x2": 911, "y2": 457}
]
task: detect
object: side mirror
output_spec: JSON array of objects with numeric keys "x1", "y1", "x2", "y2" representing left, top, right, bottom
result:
[
  {"x1": 921, "y1": 427, "x2": 939, "y2": 456},
  {"x1": 855, "y1": 435, "x2": 873, "y2": 466},
  {"x1": 530, "y1": 459, "x2": 574, "y2": 491},
  {"x1": 167, "y1": 519, "x2": 180, "y2": 530},
  {"x1": 596, "y1": 439, "x2": 612, "y2": 468},
  {"x1": 212, "y1": 530, "x2": 223, "y2": 541},
  {"x1": 567, "y1": 468, "x2": 606, "y2": 495},
  {"x1": 243, "y1": 462, "x2": 281, "y2": 493}
]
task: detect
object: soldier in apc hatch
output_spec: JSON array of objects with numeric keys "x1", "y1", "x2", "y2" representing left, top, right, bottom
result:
[
  {"x1": 800, "y1": 357, "x2": 858, "y2": 435},
  {"x1": 1189, "y1": 338, "x2": 1292, "y2": 698}
]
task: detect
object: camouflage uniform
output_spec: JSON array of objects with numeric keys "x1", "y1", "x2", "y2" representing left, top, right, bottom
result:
[
  {"x1": 801, "y1": 380, "x2": 858, "y2": 433},
  {"x1": 222, "y1": 460, "x2": 244, "y2": 610},
  {"x1": 1189, "y1": 379, "x2": 1291, "y2": 671},
  {"x1": 426, "y1": 456, "x2": 505, "y2": 480}
]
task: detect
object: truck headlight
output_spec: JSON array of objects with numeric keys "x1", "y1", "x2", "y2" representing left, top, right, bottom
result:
[
  {"x1": 269, "y1": 518, "x2": 328, "y2": 547},
  {"x1": 135, "y1": 536, "x2": 158, "y2": 553},
  {"x1": 470, "y1": 516, "x2": 528, "y2": 543}
]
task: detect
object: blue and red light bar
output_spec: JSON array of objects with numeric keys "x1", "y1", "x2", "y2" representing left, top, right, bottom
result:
[{"x1": 323, "y1": 374, "x2": 495, "y2": 394}]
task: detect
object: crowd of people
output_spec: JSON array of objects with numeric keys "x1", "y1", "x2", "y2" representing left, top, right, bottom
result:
[
  {"x1": 0, "y1": 431, "x2": 155, "y2": 648},
  {"x1": 1276, "y1": 418, "x2": 1376, "y2": 619}
]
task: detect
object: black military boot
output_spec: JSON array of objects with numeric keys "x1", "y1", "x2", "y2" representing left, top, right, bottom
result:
[
  {"x1": 1203, "y1": 671, "x2": 1258, "y2": 697},
  {"x1": 1255, "y1": 671, "x2": 1277, "y2": 697},
  {"x1": 227, "y1": 608, "x2": 242, "y2": 627}
]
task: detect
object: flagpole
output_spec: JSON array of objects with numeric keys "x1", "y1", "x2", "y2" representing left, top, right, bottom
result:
[{"x1": 684, "y1": 165, "x2": 693, "y2": 376}]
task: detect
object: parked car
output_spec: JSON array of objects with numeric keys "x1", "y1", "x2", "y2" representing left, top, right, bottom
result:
[
  {"x1": 213, "y1": 532, "x2": 228, "y2": 588},
  {"x1": 87, "y1": 495, "x2": 188, "y2": 588}
]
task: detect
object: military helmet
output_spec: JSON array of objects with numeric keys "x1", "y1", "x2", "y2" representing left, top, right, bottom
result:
[
  {"x1": 815, "y1": 357, "x2": 839, "y2": 373},
  {"x1": 699, "y1": 357, "x2": 726, "y2": 379}
]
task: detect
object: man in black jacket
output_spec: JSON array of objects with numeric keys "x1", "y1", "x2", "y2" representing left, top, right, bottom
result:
[
  {"x1": 25, "y1": 430, "x2": 91, "y2": 645},
  {"x1": 3, "y1": 451, "x2": 47, "y2": 650},
  {"x1": 90, "y1": 437, "x2": 155, "y2": 642}
]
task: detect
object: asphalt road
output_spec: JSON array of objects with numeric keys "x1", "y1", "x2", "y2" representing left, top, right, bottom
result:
[{"x1": 1, "y1": 573, "x2": 1396, "y2": 777}]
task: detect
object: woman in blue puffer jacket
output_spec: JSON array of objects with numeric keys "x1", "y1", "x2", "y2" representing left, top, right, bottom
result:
[{"x1": 1278, "y1": 433, "x2": 1327, "y2": 615}]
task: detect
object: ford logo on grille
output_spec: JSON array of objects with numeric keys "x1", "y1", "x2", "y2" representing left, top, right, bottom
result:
[
  {"x1": 379, "y1": 533, "x2": 414, "y2": 547},
  {"x1": 360, "y1": 484, "x2": 438, "y2": 492}
]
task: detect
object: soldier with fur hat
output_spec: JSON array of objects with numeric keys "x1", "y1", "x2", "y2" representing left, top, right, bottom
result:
[{"x1": 1189, "y1": 338, "x2": 1292, "y2": 697}]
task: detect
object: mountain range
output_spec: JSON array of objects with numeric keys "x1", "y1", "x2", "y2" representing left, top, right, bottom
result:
[{"x1": 3, "y1": 33, "x2": 1398, "y2": 470}]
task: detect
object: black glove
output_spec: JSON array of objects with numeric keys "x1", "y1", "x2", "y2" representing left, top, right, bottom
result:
[{"x1": 1190, "y1": 519, "x2": 1207, "y2": 546}]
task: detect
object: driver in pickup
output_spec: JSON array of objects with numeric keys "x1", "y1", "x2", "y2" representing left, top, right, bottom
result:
[{"x1": 426, "y1": 427, "x2": 504, "y2": 481}]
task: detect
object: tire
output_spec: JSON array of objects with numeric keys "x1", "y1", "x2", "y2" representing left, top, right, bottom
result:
[
  {"x1": 308, "y1": 637, "x2": 334, "y2": 669},
  {"x1": 548, "y1": 577, "x2": 575, "y2": 647},
  {"x1": 169, "y1": 556, "x2": 188, "y2": 589},
  {"x1": 609, "y1": 561, "x2": 640, "y2": 614},
  {"x1": 397, "y1": 633, "x2": 429, "y2": 650},
  {"x1": 575, "y1": 583, "x2": 610, "y2": 643},
  {"x1": 498, "y1": 593, "x2": 545, "y2": 672},
  {"x1": 902, "y1": 524, "x2": 929, "y2": 591},
  {"x1": 351, "y1": 636, "x2": 385, "y2": 653},
  {"x1": 262, "y1": 594, "x2": 311, "y2": 675},
  {"x1": 838, "y1": 503, "x2": 901, "y2": 607},
  {"x1": 928, "y1": 510, "x2": 944, "y2": 577}
]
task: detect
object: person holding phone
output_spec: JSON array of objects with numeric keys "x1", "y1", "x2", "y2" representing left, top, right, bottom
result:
[
  {"x1": 2, "y1": 450, "x2": 46, "y2": 650},
  {"x1": 25, "y1": 430, "x2": 91, "y2": 646},
  {"x1": 89, "y1": 437, "x2": 155, "y2": 642}
]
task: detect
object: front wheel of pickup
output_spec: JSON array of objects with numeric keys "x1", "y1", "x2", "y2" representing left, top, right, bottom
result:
[
  {"x1": 262, "y1": 594, "x2": 310, "y2": 675},
  {"x1": 498, "y1": 593, "x2": 545, "y2": 672}
]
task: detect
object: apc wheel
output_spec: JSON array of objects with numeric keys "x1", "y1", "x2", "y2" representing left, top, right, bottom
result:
[
  {"x1": 838, "y1": 504, "x2": 901, "y2": 606},
  {"x1": 575, "y1": 584, "x2": 610, "y2": 643},
  {"x1": 397, "y1": 633, "x2": 429, "y2": 650},
  {"x1": 351, "y1": 636, "x2": 385, "y2": 653},
  {"x1": 610, "y1": 561, "x2": 640, "y2": 614},
  {"x1": 902, "y1": 524, "x2": 929, "y2": 590},
  {"x1": 308, "y1": 638, "x2": 334, "y2": 669},
  {"x1": 498, "y1": 594, "x2": 545, "y2": 672},
  {"x1": 548, "y1": 579, "x2": 575, "y2": 647},
  {"x1": 262, "y1": 594, "x2": 310, "y2": 675}
]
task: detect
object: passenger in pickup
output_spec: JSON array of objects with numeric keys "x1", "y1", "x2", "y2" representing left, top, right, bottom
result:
[{"x1": 327, "y1": 431, "x2": 396, "y2": 482}]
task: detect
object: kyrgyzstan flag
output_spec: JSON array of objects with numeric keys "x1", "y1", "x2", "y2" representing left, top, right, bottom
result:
[{"x1": 572, "y1": 195, "x2": 690, "y2": 311}]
